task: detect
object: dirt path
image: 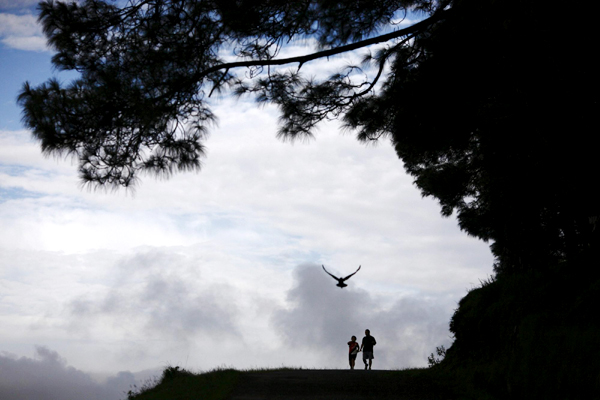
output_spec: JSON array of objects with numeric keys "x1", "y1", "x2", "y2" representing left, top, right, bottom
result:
[{"x1": 227, "y1": 369, "x2": 449, "y2": 400}]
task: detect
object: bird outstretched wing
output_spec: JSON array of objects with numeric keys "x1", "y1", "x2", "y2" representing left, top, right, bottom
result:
[
  {"x1": 322, "y1": 265, "x2": 340, "y2": 280},
  {"x1": 342, "y1": 265, "x2": 361, "y2": 281}
]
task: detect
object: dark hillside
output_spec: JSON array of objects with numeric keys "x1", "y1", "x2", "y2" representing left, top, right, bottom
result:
[
  {"x1": 127, "y1": 368, "x2": 453, "y2": 400},
  {"x1": 228, "y1": 369, "x2": 449, "y2": 400},
  {"x1": 439, "y1": 254, "x2": 600, "y2": 399}
]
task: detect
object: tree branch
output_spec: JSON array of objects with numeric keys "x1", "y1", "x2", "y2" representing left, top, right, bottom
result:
[{"x1": 197, "y1": 10, "x2": 447, "y2": 80}]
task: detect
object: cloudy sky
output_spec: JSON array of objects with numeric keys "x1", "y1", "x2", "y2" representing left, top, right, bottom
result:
[{"x1": 1, "y1": 1, "x2": 494, "y2": 399}]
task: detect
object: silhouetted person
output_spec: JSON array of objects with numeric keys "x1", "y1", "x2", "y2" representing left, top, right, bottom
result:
[
  {"x1": 360, "y1": 329, "x2": 376, "y2": 370},
  {"x1": 322, "y1": 265, "x2": 361, "y2": 288},
  {"x1": 347, "y1": 335, "x2": 360, "y2": 369}
]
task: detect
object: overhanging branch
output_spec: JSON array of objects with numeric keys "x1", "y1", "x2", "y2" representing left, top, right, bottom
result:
[{"x1": 198, "y1": 10, "x2": 447, "y2": 80}]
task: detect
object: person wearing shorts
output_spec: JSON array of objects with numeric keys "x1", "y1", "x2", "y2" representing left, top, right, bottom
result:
[
  {"x1": 360, "y1": 329, "x2": 376, "y2": 370},
  {"x1": 347, "y1": 335, "x2": 360, "y2": 369}
]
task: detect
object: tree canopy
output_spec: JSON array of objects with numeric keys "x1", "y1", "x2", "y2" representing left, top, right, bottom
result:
[{"x1": 19, "y1": 0, "x2": 599, "y2": 273}]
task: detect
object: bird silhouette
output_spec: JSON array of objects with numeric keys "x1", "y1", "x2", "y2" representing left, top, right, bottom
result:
[{"x1": 322, "y1": 265, "x2": 361, "y2": 288}]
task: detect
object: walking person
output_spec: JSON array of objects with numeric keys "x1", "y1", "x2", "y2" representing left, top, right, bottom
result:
[
  {"x1": 360, "y1": 329, "x2": 376, "y2": 370},
  {"x1": 347, "y1": 336, "x2": 360, "y2": 369}
]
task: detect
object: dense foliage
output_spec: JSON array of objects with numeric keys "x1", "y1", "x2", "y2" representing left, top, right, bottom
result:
[
  {"x1": 443, "y1": 259, "x2": 600, "y2": 399},
  {"x1": 344, "y1": 0, "x2": 600, "y2": 273},
  {"x1": 19, "y1": 0, "x2": 438, "y2": 186}
]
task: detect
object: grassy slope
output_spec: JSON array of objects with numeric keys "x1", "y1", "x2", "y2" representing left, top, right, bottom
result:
[
  {"x1": 126, "y1": 367, "x2": 241, "y2": 400},
  {"x1": 126, "y1": 367, "x2": 454, "y2": 400}
]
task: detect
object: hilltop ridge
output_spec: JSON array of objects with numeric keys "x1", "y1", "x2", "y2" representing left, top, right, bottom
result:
[{"x1": 126, "y1": 367, "x2": 451, "y2": 400}]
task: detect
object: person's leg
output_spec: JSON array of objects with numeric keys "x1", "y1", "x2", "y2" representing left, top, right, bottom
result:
[{"x1": 363, "y1": 352, "x2": 373, "y2": 370}]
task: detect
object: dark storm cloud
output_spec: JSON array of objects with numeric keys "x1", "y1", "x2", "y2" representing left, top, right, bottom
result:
[
  {"x1": 67, "y1": 249, "x2": 241, "y2": 341},
  {"x1": 0, "y1": 346, "x2": 135, "y2": 400},
  {"x1": 273, "y1": 263, "x2": 454, "y2": 368},
  {"x1": 273, "y1": 263, "x2": 375, "y2": 352}
]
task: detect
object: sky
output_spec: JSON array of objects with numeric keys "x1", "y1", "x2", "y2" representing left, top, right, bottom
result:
[{"x1": 1, "y1": 1, "x2": 494, "y2": 399}]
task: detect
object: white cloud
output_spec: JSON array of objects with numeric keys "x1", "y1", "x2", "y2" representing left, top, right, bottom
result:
[
  {"x1": 0, "y1": 243, "x2": 471, "y2": 373},
  {"x1": 0, "y1": 245, "x2": 295, "y2": 372},
  {"x1": 0, "y1": 58, "x2": 493, "y2": 379},
  {"x1": 0, "y1": 13, "x2": 48, "y2": 52},
  {"x1": 0, "y1": 14, "x2": 38, "y2": 36},
  {"x1": 65, "y1": 249, "x2": 243, "y2": 342},
  {"x1": 1, "y1": 34, "x2": 47, "y2": 51}
]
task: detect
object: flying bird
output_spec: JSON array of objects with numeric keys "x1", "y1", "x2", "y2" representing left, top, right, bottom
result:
[{"x1": 322, "y1": 265, "x2": 361, "y2": 288}]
